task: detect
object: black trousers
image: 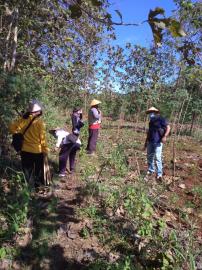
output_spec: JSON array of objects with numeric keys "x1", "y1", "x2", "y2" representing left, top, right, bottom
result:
[
  {"x1": 86, "y1": 129, "x2": 99, "y2": 153},
  {"x1": 59, "y1": 143, "x2": 80, "y2": 174},
  {"x1": 21, "y1": 151, "x2": 44, "y2": 187}
]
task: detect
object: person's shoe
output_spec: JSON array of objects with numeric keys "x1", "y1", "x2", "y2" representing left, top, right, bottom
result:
[
  {"x1": 58, "y1": 173, "x2": 66, "y2": 177},
  {"x1": 67, "y1": 168, "x2": 74, "y2": 174},
  {"x1": 89, "y1": 152, "x2": 97, "y2": 157},
  {"x1": 147, "y1": 171, "x2": 154, "y2": 176},
  {"x1": 156, "y1": 175, "x2": 162, "y2": 181}
]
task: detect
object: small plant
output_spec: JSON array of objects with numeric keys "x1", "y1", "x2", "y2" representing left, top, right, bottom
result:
[
  {"x1": 192, "y1": 186, "x2": 202, "y2": 200},
  {"x1": 88, "y1": 256, "x2": 137, "y2": 270},
  {"x1": 105, "y1": 190, "x2": 121, "y2": 210},
  {"x1": 80, "y1": 226, "x2": 90, "y2": 239},
  {"x1": 108, "y1": 144, "x2": 128, "y2": 176},
  {"x1": 170, "y1": 193, "x2": 179, "y2": 204},
  {"x1": 0, "y1": 170, "x2": 30, "y2": 240}
]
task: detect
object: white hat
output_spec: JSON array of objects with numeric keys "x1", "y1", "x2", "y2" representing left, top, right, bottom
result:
[{"x1": 28, "y1": 100, "x2": 42, "y2": 113}]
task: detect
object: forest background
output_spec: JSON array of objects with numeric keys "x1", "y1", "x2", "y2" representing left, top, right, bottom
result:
[
  {"x1": 0, "y1": 0, "x2": 201, "y2": 146},
  {"x1": 0, "y1": 0, "x2": 202, "y2": 269}
]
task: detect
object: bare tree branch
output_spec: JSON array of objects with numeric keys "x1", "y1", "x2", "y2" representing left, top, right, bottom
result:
[{"x1": 72, "y1": 0, "x2": 148, "y2": 27}]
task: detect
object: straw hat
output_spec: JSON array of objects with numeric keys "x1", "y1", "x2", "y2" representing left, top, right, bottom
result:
[
  {"x1": 90, "y1": 99, "x2": 101, "y2": 107},
  {"x1": 146, "y1": 106, "x2": 159, "y2": 114},
  {"x1": 28, "y1": 100, "x2": 42, "y2": 113},
  {"x1": 49, "y1": 127, "x2": 61, "y2": 131}
]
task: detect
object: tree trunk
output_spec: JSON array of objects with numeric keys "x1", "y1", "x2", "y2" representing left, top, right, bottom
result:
[
  {"x1": 3, "y1": 6, "x2": 19, "y2": 72},
  {"x1": 10, "y1": 8, "x2": 18, "y2": 71},
  {"x1": 189, "y1": 111, "x2": 196, "y2": 135}
]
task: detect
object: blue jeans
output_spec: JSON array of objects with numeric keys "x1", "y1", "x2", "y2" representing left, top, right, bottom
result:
[{"x1": 147, "y1": 142, "x2": 163, "y2": 177}]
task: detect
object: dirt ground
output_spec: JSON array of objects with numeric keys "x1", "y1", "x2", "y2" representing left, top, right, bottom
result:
[
  {"x1": 2, "y1": 121, "x2": 202, "y2": 269},
  {"x1": 43, "y1": 124, "x2": 202, "y2": 269}
]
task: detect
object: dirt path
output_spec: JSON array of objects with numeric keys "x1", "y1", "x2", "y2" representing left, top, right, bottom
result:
[
  {"x1": 41, "y1": 173, "x2": 105, "y2": 270},
  {"x1": 2, "y1": 123, "x2": 202, "y2": 270}
]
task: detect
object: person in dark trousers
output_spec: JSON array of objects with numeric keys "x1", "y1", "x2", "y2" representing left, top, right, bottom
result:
[
  {"x1": 71, "y1": 107, "x2": 84, "y2": 135},
  {"x1": 144, "y1": 106, "x2": 171, "y2": 181},
  {"x1": 86, "y1": 99, "x2": 102, "y2": 155},
  {"x1": 50, "y1": 128, "x2": 81, "y2": 177},
  {"x1": 9, "y1": 100, "x2": 48, "y2": 188}
]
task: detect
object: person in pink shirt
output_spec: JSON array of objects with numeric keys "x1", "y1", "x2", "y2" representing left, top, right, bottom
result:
[{"x1": 86, "y1": 99, "x2": 102, "y2": 155}]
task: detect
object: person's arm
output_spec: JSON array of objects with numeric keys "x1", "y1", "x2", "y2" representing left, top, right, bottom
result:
[
  {"x1": 98, "y1": 110, "x2": 101, "y2": 123},
  {"x1": 91, "y1": 108, "x2": 100, "y2": 120},
  {"x1": 39, "y1": 121, "x2": 49, "y2": 154},
  {"x1": 9, "y1": 117, "x2": 24, "y2": 134},
  {"x1": 71, "y1": 114, "x2": 78, "y2": 130},
  {"x1": 55, "y1": 133, "x2": 64, "y2": 148},
  {"x1": 161, "y1": 125, "x2": 171, "y2": 143},
  {"x1": 78, "y1": 118, "x2": 84, "y2": 129},
  {"x1": 143, "y1": 130, "x2": 149, "y2": 150}
]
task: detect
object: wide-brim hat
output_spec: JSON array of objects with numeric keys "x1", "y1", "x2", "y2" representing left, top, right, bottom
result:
[
  {"x1": 90, "y1": 99, "x2": 101, "y2": 107},
  {"x1": 146, "y1": 106, "x2": 159, "y2": 114},
  {"x1": 28, "y1": 100, "x2": 42, "y2": 113},
  {"x1": 49, "y1": 127, "x2": 61, "y2": 131}
]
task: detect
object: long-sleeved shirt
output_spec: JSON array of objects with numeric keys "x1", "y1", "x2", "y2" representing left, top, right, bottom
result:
[
  {"x1": 9, "y1": 115, "x2": 48, "y2": 154},
  {"x1": 148, "y1": 116, "x2": 168, "y2": 143},
  {"x1": 88, "y1": 107, "x2": 101, "y2": 129},
  {"x1": 55, "y1": 129, "x2": 81, "y2": 147},
  {"x1": 71, "y1": 113, "x2": 84, "y2": 134}
]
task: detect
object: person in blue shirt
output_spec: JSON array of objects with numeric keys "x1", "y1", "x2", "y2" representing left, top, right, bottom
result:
[{"x1": 144, "y1": 107, "x2": 170, "y2": 181}]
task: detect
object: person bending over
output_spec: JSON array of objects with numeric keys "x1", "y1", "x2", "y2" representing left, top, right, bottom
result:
[{"x1": 50, "y1": 128, "x2": 81, "y2": 177}]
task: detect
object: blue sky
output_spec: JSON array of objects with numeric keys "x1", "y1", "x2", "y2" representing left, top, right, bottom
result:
[{"x1": 108, "y1": 0, "x2": 176, "y2": 47}]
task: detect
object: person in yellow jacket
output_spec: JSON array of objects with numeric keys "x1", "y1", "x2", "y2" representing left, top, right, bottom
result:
[{"x1": 9, "y1": 100, "x2": 48, "y2": 188}]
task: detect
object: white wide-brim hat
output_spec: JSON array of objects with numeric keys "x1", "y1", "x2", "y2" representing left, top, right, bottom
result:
[
  {"x1": 146, "y1": 106, "x2": 159, "y2": 114},
  {"x1": 28, "y1": 100, "x2": 42, "y2": 113}
]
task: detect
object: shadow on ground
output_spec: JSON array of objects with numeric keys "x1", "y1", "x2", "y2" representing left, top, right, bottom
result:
[{"x1": 12, "y1": 179, "x2": 94, "y2": 269}]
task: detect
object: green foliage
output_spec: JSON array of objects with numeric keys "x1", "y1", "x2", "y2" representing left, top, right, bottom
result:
[
  {"x1": 80, "y1": 226, "x2": 90, "y2": 239},
  {"x1": 99, "y1": 91, "x2": 123, "y2": 119},
  {"x1": 0, "y1": 246, "x2": 18, "y2": 260},
  {"x1": 192, "y1": 186, "x2": 202, "y2": 201},
  {"x1": 148, "y1": 7, "x2": 186, "y2": 46},
  {"x1": 0, "y1": 169, "x2": 30, "y2": 241},
  {"x1": 108, "y1": 144, "x2": 128, "y2": 176},
  {"x1": 0, "y1": 71, "x2": 46, "y2": 125},
  {"x1": 69, "y1": 0, "x2": 103, "y2": 19},
  {"x1": 89, "y1": 256, "x2": 136, "y2": 270},
  {"x1": 0, "y1": 247, "x2": 7, "y2": 259}
]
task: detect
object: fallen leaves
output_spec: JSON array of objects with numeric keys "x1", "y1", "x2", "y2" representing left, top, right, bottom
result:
[
  {"x1": 162, "y1": 210, "x2": 177, "y2": 222},
  {"x1": 178, "y1": 183, "x2": 186, "y2": 189}
]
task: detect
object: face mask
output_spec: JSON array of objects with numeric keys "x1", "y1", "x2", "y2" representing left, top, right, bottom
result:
[{"x1": 149, "y1": 113, "x2": 156, "y2": 120}]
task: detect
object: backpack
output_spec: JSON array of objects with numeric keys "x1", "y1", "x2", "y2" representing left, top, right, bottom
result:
[
  {"x1": 11, "y1": 117, "x2": 37, "y2": 152},
  {"x1": 12, "y1": 133, "x2": 24, "y2": 152}
]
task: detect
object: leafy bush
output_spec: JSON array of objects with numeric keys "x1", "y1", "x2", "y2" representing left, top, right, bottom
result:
[{"x1": 0, "y1": 169, "x2": 30, "y2": 241}]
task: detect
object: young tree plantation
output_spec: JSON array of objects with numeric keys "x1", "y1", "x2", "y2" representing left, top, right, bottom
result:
[{"x1": 0, "y1": 0, "x2": 201, "y2": 269}]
